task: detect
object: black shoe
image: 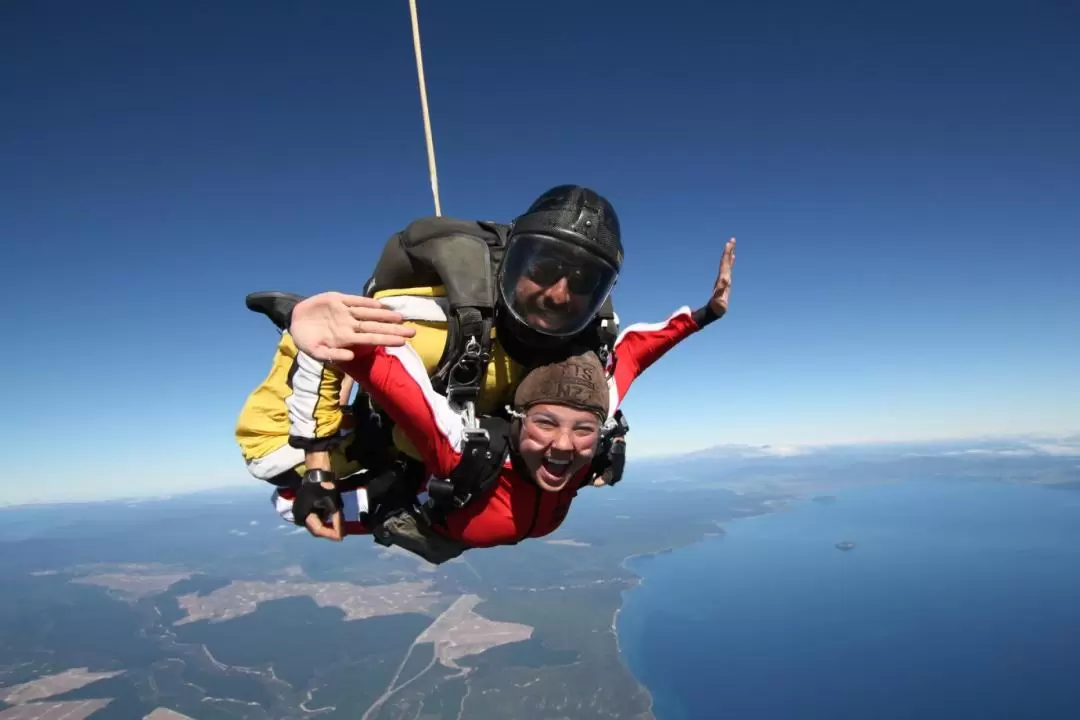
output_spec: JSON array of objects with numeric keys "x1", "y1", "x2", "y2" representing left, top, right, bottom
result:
[{"x1": 245, "y1": 291, "x2": 307, "y2": 331}]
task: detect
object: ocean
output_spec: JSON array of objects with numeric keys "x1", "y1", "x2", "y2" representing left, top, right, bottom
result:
[{"x1": 617, "y1": 479, "x2": 1080, "y2": 720}]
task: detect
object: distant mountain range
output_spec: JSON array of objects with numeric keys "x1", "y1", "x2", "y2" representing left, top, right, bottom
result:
[
  {"x1": 630, "y1": 433, "x2": 1080, "y2": 494},
  {"x1": 640, "y1": 433, "x2": 1080, "y2": 464}
]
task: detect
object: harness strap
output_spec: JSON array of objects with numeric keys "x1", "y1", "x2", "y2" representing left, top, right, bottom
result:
[
  {"x1": 586, "y1": 409, "x2": 631, "y2": 486},
  {"x1": 443, "y1": 307, "x2": 494, "y2": 415},
  {"x1": 422, "y1": 415, "x2": 511, "y2": 525},
  {"x1": 594, "y1": 299, "x2": 620, "y2": 367}
]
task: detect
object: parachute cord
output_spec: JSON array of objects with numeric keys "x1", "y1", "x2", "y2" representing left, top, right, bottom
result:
[{"x1": 407, "y1": 0, "x2": 442, "y2": 217}]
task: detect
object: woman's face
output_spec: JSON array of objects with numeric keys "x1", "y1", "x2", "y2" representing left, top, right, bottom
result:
[{"x1": 517, "y1": 403, "x2": 602, "y2": 492}]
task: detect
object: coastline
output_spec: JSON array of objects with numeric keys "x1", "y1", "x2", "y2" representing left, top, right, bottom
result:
[
  {"x1": 608, "y1": 498, "x2": 799, "y2": 720},
  {"x1": 603, "y1": 479, "x2": 1080, "y2": 720}
]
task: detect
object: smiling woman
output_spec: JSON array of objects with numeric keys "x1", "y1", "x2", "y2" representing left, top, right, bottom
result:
[{"x1": 511, "y1": 348, "x2": 610, "y2": 492}]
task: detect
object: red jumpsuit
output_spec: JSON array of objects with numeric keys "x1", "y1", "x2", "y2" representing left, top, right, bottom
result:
[{"x1": 284, "y1": 305, "x2": 709, "y2": 547}]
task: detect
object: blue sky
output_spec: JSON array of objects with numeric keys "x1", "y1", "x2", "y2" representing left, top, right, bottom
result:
[{"x1": 2, "y1": 0, "x2": 1078, "y2": 504}]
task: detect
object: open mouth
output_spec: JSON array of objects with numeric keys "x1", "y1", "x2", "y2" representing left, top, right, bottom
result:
[{"x1": 538, "y1": 457, "x2": 572, "y2": 485}]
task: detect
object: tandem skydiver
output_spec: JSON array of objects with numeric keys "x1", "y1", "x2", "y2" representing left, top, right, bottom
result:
[
  {"x1": 236, "y1": 185, "x2": 634, "y2": 537},
  {"x1": 277, "y1": 237, "x2": 736, "y2": 560}
]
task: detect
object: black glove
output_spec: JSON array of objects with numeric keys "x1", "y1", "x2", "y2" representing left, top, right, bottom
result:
[{"x1": 291, "y1": 470, "x2": 343, "y2": 527}]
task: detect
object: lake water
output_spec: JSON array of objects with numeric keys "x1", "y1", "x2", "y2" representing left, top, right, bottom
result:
[{"x1": 617, "y1": 479, "x2": 1080, "y2": 720}]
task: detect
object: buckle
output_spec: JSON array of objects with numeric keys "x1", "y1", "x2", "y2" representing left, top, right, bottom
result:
[
  {"x1": 463, "y1": 425, "x2": 490, "y2": 446},
  {"x1": 426, "y1": 477, "x2": 455, "y2": 501},
  {"x1": 447, "y1": 335, "x2": 489, "y2": 409}
]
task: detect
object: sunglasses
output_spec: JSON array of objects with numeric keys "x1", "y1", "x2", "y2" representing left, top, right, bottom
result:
[{"x1": 524, "y1": 257, "x2": 605, "y2": 294}]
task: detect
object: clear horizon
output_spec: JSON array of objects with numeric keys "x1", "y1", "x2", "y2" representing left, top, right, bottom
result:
[{"x1": 6, "y1": 430, "x2": 1079, "y2": 508}]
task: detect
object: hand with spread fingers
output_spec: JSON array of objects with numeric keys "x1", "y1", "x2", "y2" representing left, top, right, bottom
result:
[
  {"x1": 289, "y1": 292, "x2": 417, "y2": 363},
  {"x1": 708, "y1": 237, "x2": 736, "y2": 317}
]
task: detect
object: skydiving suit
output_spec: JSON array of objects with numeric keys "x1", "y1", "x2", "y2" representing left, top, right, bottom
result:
[
  {"x1": 235, "y1": 330, "x2": 361, "y2": 487},
  {"x1": 273, "y1": 304, "x2": 721, "y2": 564}
]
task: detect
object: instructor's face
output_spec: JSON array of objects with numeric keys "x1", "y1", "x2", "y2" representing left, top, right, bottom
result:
[
  {"x1": 499, "y1": 234, "x2": 615, "y2": 337},
  {"x1": 518, "y1": 404, "x2": 601, "y2": 492},
  {"x1": 512, "y1": 271, "x2": 592, "y2": 333}
]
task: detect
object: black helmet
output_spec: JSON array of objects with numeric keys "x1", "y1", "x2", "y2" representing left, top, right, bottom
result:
[{"x1": 497, "y1": 185, "x2": 623, "y2": 342}]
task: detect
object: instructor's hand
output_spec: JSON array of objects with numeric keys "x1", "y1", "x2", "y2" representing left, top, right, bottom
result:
[
  {"x1": 305, "y1": 508, "x2": 344, "y2": 542},
  {"x1": 290, "y1": 292, "x2": 417, "y2": 363},
  {"x1": 293, "y1": 478, "x2": 345, "y2": 542},
  {"x1": 707, "y1": 237, "x2": 737, "y2": 317}
]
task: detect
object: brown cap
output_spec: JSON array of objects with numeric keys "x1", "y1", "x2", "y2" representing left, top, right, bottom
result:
[{"x1": 512, "y1": 348, "x2": 609, "y2": 419}]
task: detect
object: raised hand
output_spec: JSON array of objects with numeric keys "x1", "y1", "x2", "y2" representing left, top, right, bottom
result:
[
  {"x1": 708, "y1": 237, "x2": 737, "y2": 317},
  {"x1": 289, "y1": 292, "x2": 417, "y2": 363}
]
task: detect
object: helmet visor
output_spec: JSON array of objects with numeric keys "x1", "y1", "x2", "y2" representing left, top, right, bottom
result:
[{"x1": 498, "y1": 233, "x2": 618, "y2": 337}]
